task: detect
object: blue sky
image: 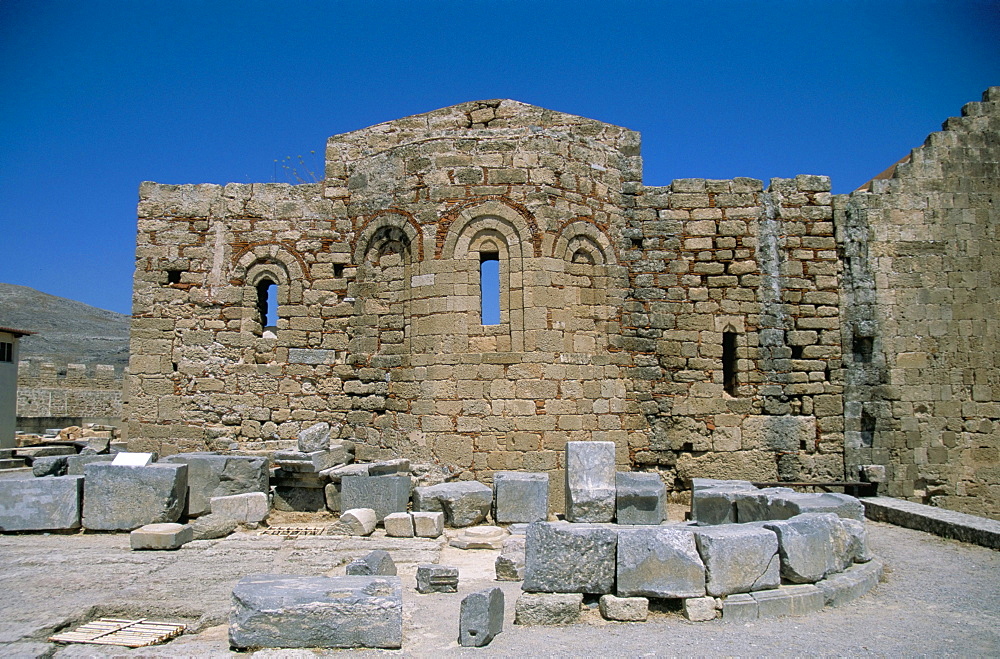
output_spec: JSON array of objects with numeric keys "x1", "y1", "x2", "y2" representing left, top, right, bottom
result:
[{"x1": 1, "y1": 1, "x2": 997, "y2": 316}]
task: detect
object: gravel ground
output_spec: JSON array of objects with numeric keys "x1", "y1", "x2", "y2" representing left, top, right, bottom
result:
[{"x1": 0, "y1": 519, "x2": 996, "y2": 657}]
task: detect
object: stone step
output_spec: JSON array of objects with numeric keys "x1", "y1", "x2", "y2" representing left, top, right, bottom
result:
[{"x1": 0, "y1": 458, "x2": 27, "y2": 470}]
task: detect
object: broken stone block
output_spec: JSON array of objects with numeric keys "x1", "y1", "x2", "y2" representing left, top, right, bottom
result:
[
  {"x1": 346, "y1": 550, "x2": 396, "y2": 576},
  {"x1": 229, "y1": 575, "x2": 402, "y2": 649},
  {"x1": 616, "y1": 526, "x2": 706, "y2": 598},
  {"x1": 130, "y1": 522, "x2": 193, "y2": 550},
  {"x1": 523, "y1": 522, "x2": 617, "y2": 594},
  {"x1": 450, "y1": 525, "x2": 507, "y2": 549},
  {"x1": 691, "y1": 482, "x2": 756, "y2": 525},
  {"x1": 383, "y1": 512, "x2": 414, "y2": 537},
  {"x1": 784, "y1": 492, "x2": 866, "y2": 521},
  {"x1": 0, "y1": 475, "x2": 83, "y2": 531},
  {"x1": 162, "y1": 453, "x2": 269, "y2": 517},
  {"x1": 493, "y1": 471, "x2": 549, "y2": 523},
  {"x1": 273, "y1": 485, "x2": 326, "y2": 512},
  {"x1": 721, "y1": 593, "x2": 758, "y2": 622},
  {"x1": 734, "y1": 487, "x2": 799, "y2": 523},
  {"x1": 210, "y1": 492, "x2": 269, "y2": 523},
  {"x1": 693, "y1": 524, "x2": 780, "y2": 597},
  {"x1": 412, "y1": 511, "x2": 444, "y2": 538},
  {"x1": 860, "y1": 464, "x2": 886, "y2": 483},
  {"x1": 65, "y1": 453, "x2": 115, "y2": 475},
  {"x1": 599, "y1": 594, "x2": 648, "y2": 621},
  {"x1": 273, "y1": 448, "x2": 346, "y2": 473},
  {"x1": 816, "y1": 558, "x2": 883, "y2": 606},
  {"x1": 615, "y1": 472, "x2": 665, "y2": 525},
  {"x1": 322, "y1": 464, "x2": 370, "y2": 513},
  {"x1": 189, "y1": 512, "x2": 238, "y2": 540},
  {"x1": 564, "y1": 441, "x2": 616, "y2": 523},
  {"x1": 414, "y1": 481, "x2": 492, "y2": 527},
  {"x1": 514, "y1": 592, "x2": 582, "y2": 625},
  {"x1": 495, "y1": 535, "x2": 526, "y2": 581},
  {"x1": 31, "y1": 455, "x2": 69, "y2": 477},
  {"x1": 339, "y1": 508, "x2": 377, "y2": 536},
  {"x1": 459, "y1": 587, "x2": 504, "y2": 647},
  {"x1": 82, "y1": 463, "x2": 187, "y2": 531},
  {"x1": 368, "y1": 458, "x2": 410, "y2": 477},
  {"x1": 297, "y1": 421, "x2": 331, "y2": 452},
  {"x1": 763, "y1": 513, "x2": 851, "y2": 583},
  {"x1": 751, "y1": 584, "x2": 824, "y2": 617},
  {"x1": 340, "y1": 475, "x2": 410, "y2": 522},
  {"x1": 840, "y1": 517, "x2": 873, "y2": 562},
  {"x1": 416, "y1": 564, "x2": 459, "y2": 593},
  {"x1": 683, "y1": 596, "x2": 718, "y2": 621}
]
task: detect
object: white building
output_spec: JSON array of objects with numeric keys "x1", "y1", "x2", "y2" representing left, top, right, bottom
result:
[{"x1": 0, "y1": 327, "x2": 34, "y2": 449}]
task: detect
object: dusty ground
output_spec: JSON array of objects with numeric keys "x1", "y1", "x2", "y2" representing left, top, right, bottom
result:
[{"x1": 0, "y1": 516, "x2": 997, "y2": 657}]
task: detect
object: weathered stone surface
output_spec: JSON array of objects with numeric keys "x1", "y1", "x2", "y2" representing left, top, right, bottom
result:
[
  {"x1": 368, "y1": 458, "x2": 410, "y2": 477},
  {"x1": 691, "y1": 483, "x2": 756, "y2": 525},
  {"x1": 130, "y1": 522, "x2": 193, "y2": 550},
  {"x1": 523, "y1": 522, "x2": 617, "y2": 594},
  {"x1": 450, "y1": 525, "x2": 506, "y2": 549},
  {"x1": 615, "y1": 472, "x2": 665, "y2": 525},
  {"x1": 616, "y1": 526, "x2": 706, "y2": 598},
  {"x1": 721, "y1": 593, "x2": 758, "y2": 622},
  {"x1": 816, "y1": 557, "x2": 883, "y2": 606},
  {"x1": 495, "y1": 535, "x2": 526, "y2": 581},
  {"x1": 683, "y1": 596, "x2": 718, "y2": 621},
  {"x1": 162, "y1": 453, "x2": 268, "y2": 517},
  {"x1": 210, "y1": 492, "x2": 269, "y2": 523},
  {"x1": 599, "y1": 594, "x2": 648, "y2": 621},
  {"x1": 31, "y1": 455, "x2": 68, "y2": 477},
  {"x1": 340, "y1": 475, "x2": 410, "y2": 522},
  {"x1": 273, "y1": 448, "x2": 346, "y2": 473},
  {"x1": 320, "y1": 463, "x2": 370, "y2": 482},
  {"x1": 564, "y1": 441, "x2": 616, "y2": 523},
  {"x1": 493, "y1": 471, "x2": 548, "y2": 523},
  {"x1": 691, "y1": 478, "x2": 755, "y2": 492},
  {"x1": 751, "y1": 584, "x2": 824, "y2": 617},
  {"x1": 459, "y1": 587, "x2": 504, "y2": 647},
  {"x1": 346, "y1": 550, "x2": 396, "y2": 576},
  {"x1": 383, "y1": 512, "x2": 414, "y2": 537},
  {"x1": 734, "y1": 487, "x2": 799, "y2": 523},
  {"x1": 840, "y1": 517, "x2": 873, "y2": 562},
  {"x1": 416, "y1": 564, "x2": 458, "y2": 593},
  {"x1": 273, "y1": 485, "x2": 326, "y2": 512},
  {"x1": 82, "y1": 463, "x2": 187, "y2": 531},
  {"x1": 693, "y1": 525, "x2": 780, "y2": 597},
  {"x1": 764, "y1": 513, "x2": 853, "y2": 583},
  {"x1": 229, "y1": 575, "x2": 402, "y2": 649},
  {"x1": 339, "y1": 508, "x2": 377, "y2": 536},
  {"x1": 65, "y1": 453, "x2": 114, "y2": 475},
  {"x1": 783, "y1": 492, "x2": 865, "y2": 521},
  {"x1": 412, "y1": 511, "x2": 444, "y2": 537},
  {"x1": 189, "y1": 512, "x2": 239, "y2": 540},
  {"x1": 297, "y1": 421, "x2": 331, "y2": 452},
  {"x1": 414, "y1": 481, "x2": 492, "y2": 527},
  {"x1": 862, "y1": 496, "x2": 1000, "y2": 550},
  {"x1": 514, "y1": 592, "x2": 582, "y2": 625},
  {"x1": 0, "y1": 475, "x2": 83, "y2": 531}
]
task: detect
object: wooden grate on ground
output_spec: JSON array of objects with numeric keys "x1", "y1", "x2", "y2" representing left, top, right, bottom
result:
[
  {"x1": 259, "y1": 525, "x2": 328, "y2": 537},
  {"x1": 49, "y1": 618, "x2": 185, "y2": 648}
]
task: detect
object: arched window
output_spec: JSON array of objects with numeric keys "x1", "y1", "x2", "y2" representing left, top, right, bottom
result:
[
  {"x1": 256, "y1": 278, "x2": 278, "y2": 331},
  {"x1": 480, "y1": 251, "x2": 500, "y2": 325}
]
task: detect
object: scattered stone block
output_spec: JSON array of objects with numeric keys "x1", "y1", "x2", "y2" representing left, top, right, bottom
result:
[
  {"x1": 82, "y1": 463, "x2": 188, "y2": 531},
  {"x1": 0, "y1": 475, "x2": 83, "y2": 531},
  {"x1": 683, "y1": 596, "x2": 718, "y2": 621},
  {"x1": 493, "y1": 471, "x2": 549, "y2": 523},
  {"x1": 297, "y1": 421, "x2": 331, "y2": 452},
  {"x1": 162, "y1": 454, "x2": 268, "y2": 517},
  {"x1": 273, "y1": 448, "x2": 346, "y2": 473},
  {"x1": 31, "y1": 455, "x2": 69, "y2": 477},
  {"x1": 346, "y1": 550, "x2": 396, "y2": 576},
  {"x1": 734, "y1": 487, "x2": 799, "y2": 523},
  {"x1": 65, "y1": 453, "x2": 114, "y2": 475},
  {"x1": 459, "y1": 587, "x2": 504, "y2": 647},
  {"x1": 339, "y1": 508, "x2": 377, "y2": 536},
  {"x1": 210, "y1": 492, "x2": 269, "y2": 523},
  {"x1": 514, "y1": 592, "x2": 582, "y2": 625},
  {"x1": 130, "y1": 522, "x2": 193, "y2": 550},
  {"x1": 450, "y1": 525, "x2": 507, "y2": 549},
  {"x1": 416, "y1": 564, "x2": 459, "y2": 593},
  {"x1": 320, "y1": 463, "x2": 370, "y2": 481},
  {"x1": 860, "y1": 464, "x2": 886, "y2": 483},
  {"x1": 495, "y1": 535, "x2": 526, "y2": 581},
  {"x1": 564, "y1": 441, "x2": 616, "y2": 523},
  {"x1": 524, "y1": 522, "x2": 617, "y2": 594},
  {"x1": 383, "y1": 512, "x2": 414, "y2": 537},
  {"x1": 840, "y1": 517, "x2": 873, "y2": 562},
  {"x1": 764, "y1": 513, "x2": 851, "y2": 583},
  {"x1": 412, "y1": 511, "x2": 444, "y2": 538},
  {"x1": 368, "y1": 458, "x2": 410, "y2": 477},
  {"x1": 816, "y1": 558, "x2": 883, "y2": 606},
  {"x1": 784, "y1": 492, "x2": 866, "y2": 521},
  {"x1": 693, "y1": 524, "x2": 780, "y2": 597},
  {"x1": 189, "y1": 512, "x2": 238, "y2": 540},
  {"x1": 615, "y1": 472, "x2": 665, "y2": 525},
  {"x1": 721, "y1": 593, "x2": 758, "y2": 622},
  {"x1": 599, "y1": 594, "x2": 648, "y2": 621},
  {"x1": 16, "y1": 445, "x2": 74, "y2": 460},
  {"x1": 414, "y1": 481, "x2": 492, "y2": 527},
  {"x1": 751, "y1": 584, "x2": 824, "y2": 617},
  {"x1": 340, "y1": 475, "x2": 410, "y2": 521},
  {"x1": 273, "y1": 485, "x2": 326, "y2": 512},
  {"x1": 691, "y1": 483, "x2": 754, "y2": 525},
  {"x1": 616, "y1": 526, "x2": 706, "y2": 598},
  {"x1": 229, "y1": 575, "x2": 402, "y2": 649}
]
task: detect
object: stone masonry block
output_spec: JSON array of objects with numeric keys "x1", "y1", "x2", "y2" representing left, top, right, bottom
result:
[
  {"x1": 763, "y1": 513, "x2": 852, "y2": 583},
  {"x1": 383, "y1": 512, "x2": 414, "y2": 537},
  {"x1": 0, "y1": 475, "x2": 83, "y2": 531},
  {"x1": 162, "y1": 453, "x2": 268, "y2": 517},
  {"x1": 721, "y1": 593, "x2": 758, "y2": 622},
  {"x1": 493, "y1": 471, "x2": 549, "y2": 523},
  {"x1": 460, "y1": 587, "x2": 504, "y2": 647},
  {"x1": 412, "y1": 511, "x2": 445, "y2": 537},
  {"x1": 83, "y1": 463, "x2": 187, "y2": 531},
  {"x1": 514, "y1": 592, "x2": 582, "y2": 625},
  {"x1": 694, "y1": 525, "x2": 780, "y2": 597},
  {"x1": 210, "y1": 492, "x2": 269, "y2": 523},
  {"x1": 683, "y1": 596, "x2": 718, "y2": 621},
  {"x1": 416, "y1": 564, "x2": 459, "y2": 593},
  {"x1": 616, "y1": 526, "x2": 706, "y2": 598},
  {"x1": 340, "y1": 475, "x2": 410, "y2": 522},
  {"x1": 414, "y1": 481, "x2": 492, "y2": 527},
  {"x1": 599, "y1": 594, "x2": 648, "y2": 621},
  {"x1": 345, "y1": 550, "x2": 396, "y2": 576},
  {"x1": 130, "y1": 522, "x2": 193, "y2": 550},
  {"x1": 615, "y1": 472, "x2": 665, "y2": 525},
  {"x1": 751, "y1": 584, "x2": 825, "y2": 618},
  {"x1": 565, "y1": 441, "x2": 616, "y2": 523},
  {"x1": 524, "y1": 522, "x2": 617, "y2": 594}
]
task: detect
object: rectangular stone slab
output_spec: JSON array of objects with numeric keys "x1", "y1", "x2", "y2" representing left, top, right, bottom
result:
[
  {"x1": 564, "y1": 441, "x2": 616, "y2": 523},
  {"x1": 523, "y1": 522, "x2": 617, "y2": 594},
  {"x1": 82, "y1": 463, "x2": 187, "y2": 531},
  {"x1": 616, "y1": 526, "x2": 706, "y2": 598},
  {"x1": 229, "y1": 574, "x2": 402, "y2": 649},
  {"x1": 340, "y1": 475, "x2": 410, "y2": 522},
  {"x1": 615, "y1": 472, "x2": 665, "y2": 525},
  {"x1": 493, "y1": 471, "x2": 549, "y2": 523},
  {"x1": 0, "y1": 475, "x2": 83, "y2": 531},
  {"x1": 162, "y1": 454, "x2": 268, "y2": 517}
]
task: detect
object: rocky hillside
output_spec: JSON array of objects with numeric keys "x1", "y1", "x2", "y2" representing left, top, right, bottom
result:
[{"x1": 0, "y1": 283, "x2": 130, "y2": 367}]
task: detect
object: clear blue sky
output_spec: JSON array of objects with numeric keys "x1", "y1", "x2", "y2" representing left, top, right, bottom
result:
[{"x1": 1, "y1": 1, "x2": 997, "y2": 316}]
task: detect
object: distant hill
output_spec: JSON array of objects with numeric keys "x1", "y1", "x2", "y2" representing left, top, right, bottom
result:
[{"x1": 0, "y1": 283, "x2": 130, "y2": 368}]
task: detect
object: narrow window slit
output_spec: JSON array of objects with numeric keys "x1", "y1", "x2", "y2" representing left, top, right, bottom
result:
[
  {"x1": 256, "y1": 279, "x2": 278, "y2": 330},
  {"x1": 480, "y1": 252, "x2": 500, "y2": 325},
  {"x1": 860, "y1": 410, "x2": 876, "y2": 447},
  {"x1": 853, "y1": 334, "x2": 873, "y2": 363},
  {"x1": 723, "y1": 331, "x2": 738, "y2": 396}
]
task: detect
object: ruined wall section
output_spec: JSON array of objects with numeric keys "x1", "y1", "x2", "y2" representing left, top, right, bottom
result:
[
  {"x1": 17, "y1": 361, "x2": 123, "y2": 423},
  {"x1": 839, "y1": 87, "x2": 1000, "y2": 519}
]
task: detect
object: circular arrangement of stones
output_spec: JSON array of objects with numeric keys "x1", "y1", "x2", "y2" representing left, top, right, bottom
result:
[{"x1": 513, "y1": 478, "x2": 883, "y2": 624}]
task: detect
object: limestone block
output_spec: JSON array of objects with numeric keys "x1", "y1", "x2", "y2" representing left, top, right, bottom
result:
[
  {"x1": 734, "y1": 487, "x2": 799, "y2": 523},
  {"x1": 162, "y1": 454, "x2": 268, "y2": 517},
  {"x1": 523, "y1": 522, "x2": 617, "y2": 594},
  {"x1": 495, "y1": 535, "x2": 526, "y2": 581},
  {"x1": 82, "y1": 463, "x2": 187, "y2": 531},
  {"x1": 599, "y1": 594, "x2": 648, "y2": 621},
  {"x1": 460, "y1": 587, "x2": 504, "y2": 647},
  {"x1": 189, "y1": 512, "x2": 238, "y2": 540},
  {"x1": 693, "y1": 525, "x2": 780, "y2": 597},
  {"x1": 816, "y1": 558, "x2": 883, "y2": 606},
  {"x1": 229, "y1": 575, "x2": 402, "y2": 649},
  {"x1": 721, "y1": 593, "x2": 758, "y2": 622},
  {"x1": 414, "y1": 481, "x2": 492, "y2": 527},
  {"x1": 273, "y1": 448, "x2": 346, "y2": 473},
  {"x1": 130, "y1": 522, "x2": 193, "y2": 550},
  {"x1": 368, "y1": 458, "x2": 410, "y2": 477},
  {"x1": 783, "y1": 492, "x2": 866, "y2": 521},
  {"x1": 31, "y1": 455, "x2": 68, "y2": 477},
  {"x1": 450, "y1": 525, "x2": 507, "y2": 549},
  {"x1": 340, "y1": 475, "x2": 410, "y2": 522},
  {"x1": 0, "y1": 475, "x2": 83, "y2": 531},
  {"x1": 564, "y1": 441, "x2": 616, "y2": 523},
  {"x1": 65, "y1": 453, "x2": 115, "y2": 475},
  {"x1": 416, "y1": 564, "x2": 459, "y2": 593},
  {"x1": 210, "y1": 492, "x2": 269, "y2": 523},
  {"x1": 683, "y1": 596, "x2": 718, "y2": 621},
  {"x1": 383, "y1": 512, "x2": 414, "y2": 537},
  {"x1": 339, "y1": 508, "x2": 377, "y2": 536},
  {"x1": 615, "y1": 472, "x2": 665, "y2": 525},
  {"x1": 493, "y1": 471, "x2": 549, "y2": 523},
  {"x1": 751, "y1": 584, "x2": 824, "y2": 617},
  {"x1": 763, "y1": 513, "x2": 852, "y2": 583},
  {"x1": 840, "y1": 517, "x2": 873, "y2": 562},
  {"x1": 616, "y1": 526, "x2": 706, "y2": 598},
  {"x1": 297, "y1": 421, "x2": 331, "y2": 452},
  {"x1": 346, "y1": 550, "x2": 396, "y2": 576},
  {"x1": 320, "y1": 463, "x2": 370, "y2": 482},
  {"x1": 691, "y1": 481, "x2": 757, "y2": 524},
  {"x1": 412, "y1": 511, "x2": 444, "y2": 538},
  {"x1": 514, "y1": 592, "x2": 582, "y2": 625},
  {"x1": 273, "y1": 485, "x2": 326, "y2": 512},
  {"x1": 692, "y1": 478, "x2": 755, "y2": 491}
]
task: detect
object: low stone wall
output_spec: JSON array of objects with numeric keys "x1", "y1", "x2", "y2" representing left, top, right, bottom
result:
[{"x1": 16, "y1": 362, "x2": 124, "y2": 430}]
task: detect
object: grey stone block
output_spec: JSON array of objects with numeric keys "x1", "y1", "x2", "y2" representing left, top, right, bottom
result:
[
  {"x1": 783, "y1": 492, "x2": 865, "y2": 521},
  {"x1": 412, "y1": 511, "x2": 444, "y2": 537},
  {"x1": 459, "y1": 587, "x2": 504, "y2": 647},
  {"x1": 297, "y1": 421, "x2": 331, "y2": 452},
  {"x1": 273, "y1": 448, "x2": 346, "y2": 473},
  {"x1": 414, "y1": 481, "x2": 492, "y2": 527},
  {"x1": 616, "y1": 526, "x2": 706, "y2": 598},
  {"x1": 320, "y1": 463, "x2": 370, "y2": 482},
  {"x1": 210, "y1": 492, "x2": 269, "y2": 523},
  {"x1": 816, "y1": 558, "x2": 883, "y2": 606},
  {"x1": 564, "y1": 441, "x2": 616, "y2": 523},
  {"x1": 416, "y1": 564, "x2": 458, "y2": 593},
  {"x1": 229, "y1": 574, "x2": 402, "y2": 649},
  {"x1": 514, "y1": 592, "x2": 582, "y2": 625},
  {"x1": 862, "y1": 496, "x2": 1000, "y2": 550},
  {"x1": 493, "y1": 471, "x2": 549, "y2": 523},
  {"x1": 599, "y1": 594, "x2": 648, "y2": 621},
  {"x1": 65, "y1": 453, "x2": 114, "y2": 475},
  {"x1": 273, "y1": 485, "x2": 326, "y2": 512},
  {"x1": 31, "y1": 455, "x2": 68, "y2": 477},
  {"x1": 693, "y1": 524, "x2": 780, "y2": 597},
  {"x1": 691, "y1": 486, "x2": 747, "y2": 525},
  {"x1": 346, "y1": 550, "x2": 396, "y2": 576},
  {"x1": 734, "y1": 487, "x2": 799, "y2": 523},
  {"x1": 523, "y1": 522, "x2": 617, "y2": 594},
  {"x1": 691, "y1": 478, "x2": 755, "y2": 491},
  {"x1": 721, "y1": 593, "x2": 758, "y2": 622},
  {"x1": 339, "y1": 508, "x2": 377, "y2": 536},
  {"x1": 189, "y1": 512, "x2": 238, "y2": 540},
  {"x1": 751, "y1": 584, "x2": 824, "y2": 617},
  {"x1": 368, "y1": 458, "x2": 410, "y2": 477},
  {"x1": 763, "y1": 513, "x2": 852, "y2": 583},
  {"x1": 82, "y1": 463, "x2": 187, "y2": 531},
  {"x1": 841, "y1": 517, "x2": 873, "y2": 562},
  {"x1": 0, "y1": 475, "x2": 83, "y2": 531},
  {"x1": 615, "y1": 472, "x2": 665, "y2": 525},
  {"x1": 340, "y1": 475, "x2": 410, "y2": 522},
  {"x1": 162, "y1": 454, "x2": 268, "y2": 517},
  {"x1": 495, "y1": 535, "x2": 526, "y2": 581},
  {"x1": 130, "y1": 522, "x2": 193, "y2": 550}
]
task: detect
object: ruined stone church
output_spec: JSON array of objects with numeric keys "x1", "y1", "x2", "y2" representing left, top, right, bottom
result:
[{"x1": 124, "y1": 89, "x2": 1000, "y2": 520}]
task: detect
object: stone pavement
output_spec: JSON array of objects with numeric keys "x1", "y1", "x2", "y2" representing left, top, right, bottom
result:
[{"x1": 0, "y1": 520, "x2": 997, "y2": 656}]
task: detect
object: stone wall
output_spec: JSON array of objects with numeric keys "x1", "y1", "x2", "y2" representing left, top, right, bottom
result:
[{"x1": 16, "y1": 361, "x2": 124, "y2": 431}]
